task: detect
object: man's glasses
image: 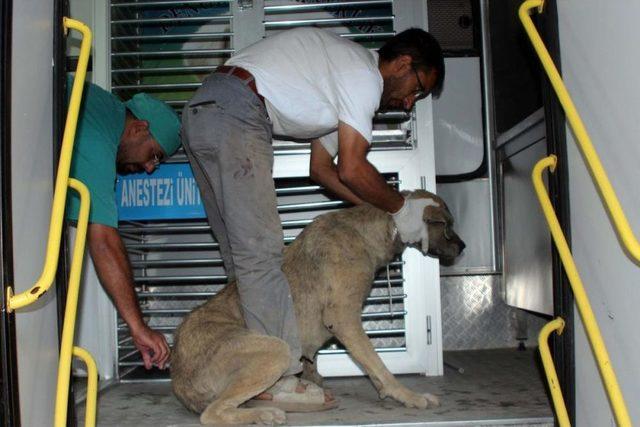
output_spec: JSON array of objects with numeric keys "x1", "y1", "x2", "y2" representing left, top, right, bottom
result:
[{"x1": 152, "y1": 153, "x2": 162, "y2": 167}]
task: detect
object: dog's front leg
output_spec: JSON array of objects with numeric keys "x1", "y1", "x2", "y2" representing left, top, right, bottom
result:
[
  {"x1": 301, "y1": 353, "x2": 324, "y2": 387},
  {"x1": 327, "y1": 311, "x2": 439, "y2": 409}
]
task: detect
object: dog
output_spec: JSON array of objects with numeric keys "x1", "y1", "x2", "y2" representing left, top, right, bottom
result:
[{"x1": 171, "y1": 190, "x2": 465, "y2": 425}]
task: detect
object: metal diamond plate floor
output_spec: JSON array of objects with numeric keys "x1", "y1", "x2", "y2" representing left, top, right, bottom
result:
[{"x1": 76, "y1": 349, "x2": 553, "y2": 426}]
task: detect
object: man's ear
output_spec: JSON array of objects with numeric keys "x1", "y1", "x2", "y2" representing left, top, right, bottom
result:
[
  {"x1": 131, "y1": 119, "x2": 150, "y2": 137},
  {"x1": 391, "y1": 54, "x2": 413, "y2": 74}
]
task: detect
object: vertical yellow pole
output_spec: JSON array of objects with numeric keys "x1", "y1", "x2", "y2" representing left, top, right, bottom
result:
[
  {"x1": 538, "y1": 318, "x2": 570, "y2": 427},
  {"x1": 54, "y1": 179, "x2": 91, "y2": 427},
  {"x1": 73, "y1": 346, "x2": 98, "y2": 427}
]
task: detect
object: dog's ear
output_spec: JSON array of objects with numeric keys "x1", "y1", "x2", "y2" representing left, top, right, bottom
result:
[
  {"x1": 421, "y1": 196, "x2": 454, "y2": 226},
  {"x1": 404, "y1": 189, "x2": 441, "y2": 203},
  {"x1": 406, "y1": 189, "x2": 453, "y2": 225}
]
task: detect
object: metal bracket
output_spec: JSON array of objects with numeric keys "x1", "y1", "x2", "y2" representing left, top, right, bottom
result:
[
  {"x1": 238, "y1": 0, "x2": 253, "y2": 10},
  {"x1": 409, "y1": 109, "x2": 418, "y2": 148},
  {"x1": 5, "y1": 286, "x2": 13, "y2": 313},
  {"x1": 426, "y1": 315, "x2": 432, "y2": 345}
]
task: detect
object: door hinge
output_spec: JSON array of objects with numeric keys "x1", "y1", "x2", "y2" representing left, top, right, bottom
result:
[
  {"x1": 426, "y1": 315, "x2": 432, "y2": 345},
  {"x1": 420, "y1": 176, "x2": 426, "y2": 190}
]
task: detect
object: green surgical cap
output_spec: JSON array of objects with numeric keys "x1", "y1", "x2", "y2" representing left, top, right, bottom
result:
[{"x1": 125, "y1": 93, "x2": 181, "y2": 157}]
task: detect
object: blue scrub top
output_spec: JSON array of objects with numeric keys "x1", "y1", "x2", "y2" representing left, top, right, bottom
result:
[{"x1": 65, "y1": 75, "x2": 126, "y2": 228}]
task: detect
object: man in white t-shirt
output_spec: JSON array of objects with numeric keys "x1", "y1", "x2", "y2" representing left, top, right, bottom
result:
[{"x1": 181, "y1": 27, "x2": 444, "y2": 408}]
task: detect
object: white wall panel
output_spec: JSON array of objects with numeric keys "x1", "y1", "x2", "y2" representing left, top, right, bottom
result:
[
  {"x1": 11, "y1": 0, "x2": 58, "y2": 424},
  {"x1": 433, "y1": 57, "x2": 484, "y2": 176},
  {"x1": 437, "y1": 179, "x2": 493, "y2": 274},
  {"x1": 557, "y1": 1, "x2": 640, "y2": 425},
  {"x1": 502, "y1": 140, "x2": 552, "y2": 315}
]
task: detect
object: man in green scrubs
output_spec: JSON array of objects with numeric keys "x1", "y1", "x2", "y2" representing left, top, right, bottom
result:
[{"x1": 66, "y1": 77, "x2": 181, "y2": 370}]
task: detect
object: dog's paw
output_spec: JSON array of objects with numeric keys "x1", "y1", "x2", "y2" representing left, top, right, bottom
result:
[
  {"x1": 423, "y1": 392, "x2": 440, "y2": 407},
  {"x1": 379, "y1": 384, "x2": 440, "y2": 409},
  {"x1": 393, "y1": 390, "x2": 440, "y2": 409},
  {"x1": 256, "y1": 407, "x2": 286, "y2": 425},
  {"x1": 402, "y1": 393, "x2": 429, "y2": 409},
  {"x1": 402, "y1": 392, "x2": 440, "y2": 409}
]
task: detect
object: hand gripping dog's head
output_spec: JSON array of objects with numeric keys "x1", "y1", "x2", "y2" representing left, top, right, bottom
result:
[{"x1": 402, "y1": 190, "x2": 465, "y2": 266}]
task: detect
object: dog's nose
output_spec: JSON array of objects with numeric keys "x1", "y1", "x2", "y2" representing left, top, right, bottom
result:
[{"x1": 458, "y1": 240, "x2": 466, "y2": 252}]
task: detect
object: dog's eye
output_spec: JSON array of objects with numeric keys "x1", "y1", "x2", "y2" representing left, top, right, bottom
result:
[{"x1": 443, "y1": 228, "x2": 452, "y2": 240}]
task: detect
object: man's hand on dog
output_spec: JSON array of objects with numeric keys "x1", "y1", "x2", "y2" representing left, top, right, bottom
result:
[
  {"x1": 131, "y1": 324, "x2": 170, "y2": 370},
  {"x1": 391, "y1": 196, "x2": 437, "y2": 253}
]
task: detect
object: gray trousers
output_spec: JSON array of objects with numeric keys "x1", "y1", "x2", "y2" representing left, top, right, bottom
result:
[{"x1": 182, "y1": 73, "x2": 302, "y2": 375}]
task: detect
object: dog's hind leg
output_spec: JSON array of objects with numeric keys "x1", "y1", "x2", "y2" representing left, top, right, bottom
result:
[
  {"x1": 199, "y1": 335, "x2": 290, "y2": 425},
  {"x1": 328, "y1": 310, "x2": 440, "y2": 409}
]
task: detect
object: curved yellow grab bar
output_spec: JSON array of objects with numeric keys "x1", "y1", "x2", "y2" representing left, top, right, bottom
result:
[
  {"x1": 519, "y1": 0, "x2": 640, "y2": 263},
  {"x1": 538, "y1": 317, "x2": 570, "y2": 427},
  {"x1": 532, "y1": 156, "x2": 631, "y2": 427},
  {"x1": 6, "y1": 17, "x2": 92, "y2": 311},
  {"x1": 71, "y1": 346, "x2": 98, "y2": 427},
  {"x1": 55, "y1": 178, "x2": 92, "y2": 427}
]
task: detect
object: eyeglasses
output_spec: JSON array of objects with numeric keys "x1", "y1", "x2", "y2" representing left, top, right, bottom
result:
[
  {"x1": 412, "y1": 65, "x2": 430, "y2": 100},
  {"x1": 151, "y1": 153, "x2": 161, "y2": 167}
]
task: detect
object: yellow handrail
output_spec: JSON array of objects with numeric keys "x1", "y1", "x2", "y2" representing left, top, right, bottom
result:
[
  {"x1": 537, "y1": 317, "x2": 570, "y2": 427},
  {"x1": 71, "y1": 346, "x2": 98, "y2": 427},
  {"x1": 521, "y1": 1, "x2": 633, "y2": 425},
  {"x1": 533, "y1": 157, "x2": 631, "y2": 427},
  {"x1": 3, "y1": 17, "x2": 98, "y2": 426},
  {"x1": 519, "y1": 0, "x2": 640, "y2": 264},
  {"x1": 55, "y1": 178, "x2": 95, "y2": 427},
  {"x1": 5, "y1": 17, "x2": 92, "y2": 311}
]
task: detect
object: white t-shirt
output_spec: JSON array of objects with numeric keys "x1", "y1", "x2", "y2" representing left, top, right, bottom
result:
[{"x1": 226, "y1": 28, "x2": 383, "y2": 157}]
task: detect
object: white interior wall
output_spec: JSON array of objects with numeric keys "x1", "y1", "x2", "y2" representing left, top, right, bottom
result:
[
  {"x1": 433, "y1": 57, "x2": 483, "y2": 176},
  {"x1": 11, "y1": 0, "x2": 58, "y2": 424},
  {"x1": 67, "y1": 0, "x2": 92, "y2": 57},
  {"x1": 434, "y1": 57, "x2": 495, "y2": 274},
  {"x1": 557, "y1": 1, "x2": 640, "y2": 425}
]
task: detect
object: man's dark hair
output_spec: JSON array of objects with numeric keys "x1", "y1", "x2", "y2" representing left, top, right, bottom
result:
[{"x1": 379, "y1": 28, "x2": 445, "y2": 97}]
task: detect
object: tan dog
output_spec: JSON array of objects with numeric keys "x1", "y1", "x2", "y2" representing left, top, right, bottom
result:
[{"x1": 171, "y1": 190, "x2": 465, "y2": 425}]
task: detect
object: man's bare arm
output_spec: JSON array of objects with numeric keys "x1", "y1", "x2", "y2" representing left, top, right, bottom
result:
[
  {"x1": 88, "y1": 223, "x2": 170, "y2": 369},
  {"x1": 310, "y1": 139, "x2": 364, "y2": 205},
  {"x1": 336, "y1": 122, "x2": 404, "y2": 213}
]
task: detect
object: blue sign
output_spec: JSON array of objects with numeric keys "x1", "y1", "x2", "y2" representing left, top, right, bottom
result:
[{"x1": 116, "y1": 163, "x2": 206, "y2": 221}]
